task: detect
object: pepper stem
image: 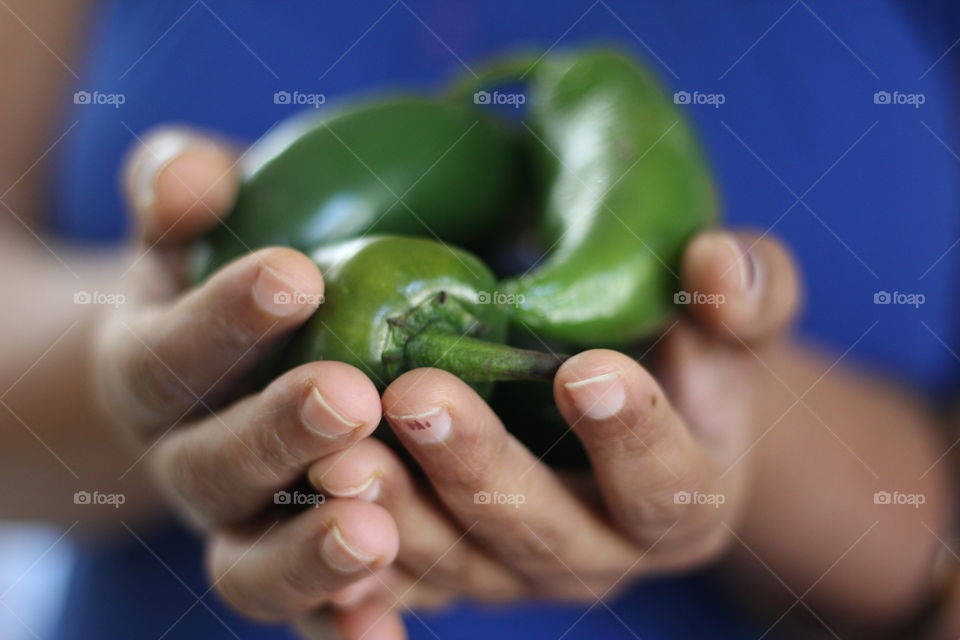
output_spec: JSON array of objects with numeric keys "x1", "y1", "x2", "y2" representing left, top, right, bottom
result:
[{"x1": 404, "y1": 329, "x2": 567, "y2": 383}]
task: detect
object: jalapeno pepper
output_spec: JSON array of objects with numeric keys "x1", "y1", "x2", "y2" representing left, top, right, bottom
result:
[
  {"x1": 279, "y1": 235, "x2": 565, "y2": 388},
  {"x1": 192, "y1": 97, "x2": 521, "y2": 281},
  {"x1": 456, "y1": 49, "x2": 718, "y2": 346}
]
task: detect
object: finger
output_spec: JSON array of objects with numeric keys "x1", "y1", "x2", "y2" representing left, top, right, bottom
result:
[
  {"x1": 327, "y1": 574, "x2": 385, "y2": 609},
  {"x1": 680, "y1": 231, "x2": 801, "y2": 345},
  {"x1": 335, "y1": 599, "x2": 407, "y2": 640},
  {"x1": 154, "y1": 361, "x2": 380, "y2": 528},
  {"x1": 124, "y1": 127, "x2": 238, "y2": 245},
  {"x1": 554, "y1": 349, "x2": 733, "y2": 566},
  {"x1": 99, "y1": 247, "x2": 323, "y2": 434},
  {"x1": 209, "y1": 499, "x2": 398, "y2": 622},
  {"x1": 308, "y1": 438, "x2": 527, "y2": 600},
  {"x1": 656, "y1": 321, "x2": 753, "y2": 461},
  {"x1": 329, "y1": 566, "x2": 454, "y2": 611},
  {"x1": 298, "y1": 597, "x2": 407, "y2": 640},
  {"x1": 382, "y1": 368, "x2": 636, "y2": 583},
  {"x1": 366, "y1": 568, "x2": 456, "y2": 612}
]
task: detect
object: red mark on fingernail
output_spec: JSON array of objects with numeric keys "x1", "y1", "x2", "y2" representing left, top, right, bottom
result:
[{"x1": 389, "y1": 408, "x2": 451, "y2": 443}]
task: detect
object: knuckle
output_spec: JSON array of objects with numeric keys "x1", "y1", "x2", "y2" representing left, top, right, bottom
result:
[
  {"x1": 418, "y1": 549, "x2": 469, "y2": 588},
  {"x1": 207, "y1": 305, "x2": 265, "y2": 356},
  {"x1": 535, "y1": 564, "x2": 639, "y2": 603},
  {"x1": 434, "y1": 425, "x2": 508, "y2": 492},
  {"x1": 594, "y1": 575, "x2": 634, "y2": 601},
  {"x1": 250, "y1": 379, "x2": 354, "y2": 474},
  {"x1": 471, "y1": 585, "x2": 525, "y2": 604},
  {"x1": 278, "y1": 526, "x2": 331, "y2": 600},
  {"x1": 428, "y1": 551, "x2": 516, "y2": 599},
  {"x1": 117, "y1": 333, "x2": 194, "y2": 433},
  {"x1": 518, "y1": 542, "x2": 566, "y2": 568},
  {"x1": 260, "y1": 425, "x2": 305, "y2": 475},
  {"x1": 157, "y1": 438, "x2": 231, "y2": 526},
  {"x1": 686, "y1": 528, "x2": 733, "y2": 565},
  {"x1": 248, "y1": 404, "x2": 309, "y2": 476},
  {"x1": 628, "y1": 500, "x2": 687, "y2": 541},
  {"x1": 565, "y1": 587, "x2": 599, "y2": 605},
  {"x1": 210, "y1": 529, "x2": 325, "y2": 622},
  {"x1": 496, "y1": 520, "x2": 573, "y2": 572},
  {"x1": 214, "y1": 576, "x2": 282, "y2": 622},
  {"x1": 208, "y1": 548, "x2": 278, "y2": 622},
  {"x1": 655, "y1": 525, "x2": 733, "y2": 571},
  {"x1": 211, "y1": 572, "x2": 255, "y2": 618},
  {"x1": 615, "y1": 482, "x2": 711, "y2": 549},
  {"x1": 413, "y1": 590, "x2": 455, "y2": 611},
  {"x1": 538, "y1": 580, "x2": 602, "y2": 604},
  {"x1": 437, "y1": 461, "x2": 488, "y2": 495}
]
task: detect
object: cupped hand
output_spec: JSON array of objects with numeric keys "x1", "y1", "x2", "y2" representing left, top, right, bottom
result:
[
  {"x1": 304, "y1": 228, "x2": 801, "y2": 638},
  {"x1": 95, "y1": 128, "x2": 403, "y2": 636},
  {"x1": 98, "y1": 126, "x2": 802, "y2": 640}
]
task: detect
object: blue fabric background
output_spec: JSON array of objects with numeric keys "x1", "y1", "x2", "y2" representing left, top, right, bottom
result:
[{"x1": 50, "y1": 1, "x2": 960, "y2": 638}]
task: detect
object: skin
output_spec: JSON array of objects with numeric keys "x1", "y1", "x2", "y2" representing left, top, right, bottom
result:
[
  {"x1": 48, "y1": 130, "x2": 959, "y2": 638},
  {"x1": 0, "y1": 3, "x2": 956, "y2": 640}
]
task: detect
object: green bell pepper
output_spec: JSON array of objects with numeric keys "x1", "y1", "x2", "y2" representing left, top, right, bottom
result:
[
  {"x1": 193, "y1": 97, "x2": 521, "y2": 281},
  {"x1": 456, "y1": 49, "x2": 718, "y2": 346},
  {"x1": 193, "y1": 49, "x2": 718, "y2": 399},
  {"x1": 280, "y1": 235, "x2": 565, "y2": 389}
]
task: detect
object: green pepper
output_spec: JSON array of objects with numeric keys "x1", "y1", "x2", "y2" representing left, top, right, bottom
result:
[
  {"x1": 192, "y1": 97, "x2": 521, "y2": 281},
  {"x1": 457, "y1": 49, "x2": 718, "y2": 346},
  {"x1": 192, "y1": 50, "x2": 716, "y2": 400},
  {"x1": 279, "y1": 235, "x2": 565, "y2": 389}
]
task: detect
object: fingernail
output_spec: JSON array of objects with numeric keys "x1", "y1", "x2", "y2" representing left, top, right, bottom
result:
[
  {"x1": 252, "y1": 265, "x2": 315, "y2": 317},
  {"x1": 323, "y1": 473, "x2": 382, "y2": 502},
  {"x1": 301, "y1": 386, "x2": 362, "y2": 439},
  {"x1": 322, "y1": 524, "x2": 378, "y2": 573},
  {"x1": 130, "y1": 133, "x2": 194, "y2": 215},
  {"x1": 564, "y1": 372, "x2": 625, "y2": 420},
  {"x1": 387, "y1": 406, "x2": 452, "y2": 444},
  {"x1": 720, "y1": 235, "x2": 758, "y2": 293}
]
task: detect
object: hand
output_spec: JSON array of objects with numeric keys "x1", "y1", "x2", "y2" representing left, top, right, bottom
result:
[
  {"x1": 303, "y1": 229, "x2": 801, "y2": 638},
  {"x1": 94, "y1": 128, "x2": 402, "y2": 633}
]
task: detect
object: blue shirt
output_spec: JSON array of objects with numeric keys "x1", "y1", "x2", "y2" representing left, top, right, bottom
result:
[{"x1": 52, "y1": 1, "x2": 960, "y2": 638}]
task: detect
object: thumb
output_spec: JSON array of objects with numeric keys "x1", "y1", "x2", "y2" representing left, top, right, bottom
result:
[
  {"x1": 123, "y1": 127, "x2": 239, "y2": 245},
  {"x1": 680, "y1": 231, "x2": 802, "y2": 345}
]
